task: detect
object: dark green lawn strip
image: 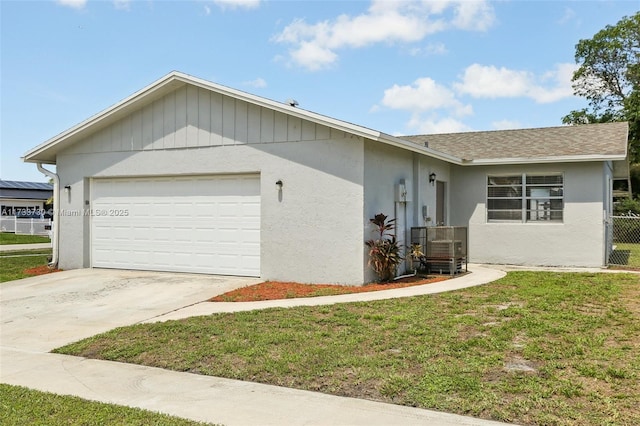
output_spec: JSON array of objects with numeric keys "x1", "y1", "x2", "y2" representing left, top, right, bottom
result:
[
  {"x1": 0, "y1": 251, "x2": 53, "y2": 282},
  {"x1": 0, "y1": 233, "x2": 50, "y2": 244},
  {"x1": 55, "y1": 272, "x2": 640, "y2": 426},
  {"x1": 0, "y1": 384, "x2": 214, "y2": 425}
]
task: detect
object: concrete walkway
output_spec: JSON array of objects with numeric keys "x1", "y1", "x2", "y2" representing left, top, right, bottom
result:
[
  {"x1": 1, "y1": 265, "x2": 512, "y2": 426},
  {"x1": 0, "y1": 242, "x2": 52, "y2": 252},
  {"x1": 147, "y1": 265, "x2": 506, "y2": 322}
]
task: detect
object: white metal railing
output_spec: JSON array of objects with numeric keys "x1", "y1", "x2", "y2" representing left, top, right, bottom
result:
[
  {"x1": 0, "y1": 216, "x2": 16, "y2": 233},
  {"x1": 1, "y1": 216, "x2": 52, "y2": 236}
]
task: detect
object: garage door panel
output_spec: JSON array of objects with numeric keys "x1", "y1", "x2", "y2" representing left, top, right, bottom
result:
[{"x1": 92, "y1": 175, "x2": 260, "y2": 276}]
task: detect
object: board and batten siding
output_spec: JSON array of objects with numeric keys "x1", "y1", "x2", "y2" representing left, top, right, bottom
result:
[{"x1": 65, "y1": 85, "x2": 341, "y2": 155}]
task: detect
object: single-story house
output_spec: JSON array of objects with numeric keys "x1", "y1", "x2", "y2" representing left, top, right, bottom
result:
[
  {"x1": 22, "y1": 71, "x2": 629, "y2": 284},
  {"x1": 0, "y1": 180, "x2": 53, "y2": 217}
]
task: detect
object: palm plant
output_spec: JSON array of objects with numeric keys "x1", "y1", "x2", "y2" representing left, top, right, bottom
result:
[{"x1": 365, "y1": 213, "x2": 403, "y2": 282}]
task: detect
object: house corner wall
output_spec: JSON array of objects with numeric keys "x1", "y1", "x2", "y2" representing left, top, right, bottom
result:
[
  {"x1": 55, "y1": 139, "x2": 366, "y2": 285},
  {"x1": 449, "y1": 162, "x2": 605, "y2": 267},
  {"x1": 363, "y1": 141, "x2": 452, "y2": 282}
]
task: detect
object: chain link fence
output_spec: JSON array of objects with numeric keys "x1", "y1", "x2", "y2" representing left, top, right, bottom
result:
[{"x1": 609, "y1": 214, "x2": 640, "y2": 267}]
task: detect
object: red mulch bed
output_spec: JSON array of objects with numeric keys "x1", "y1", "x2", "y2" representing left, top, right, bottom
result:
[
  {"x1": 23, "y1": 265, "x2": 61, "y2": 276},
  {"x1": 210, "y1": 275, "x2": 450, "y2": 302}
]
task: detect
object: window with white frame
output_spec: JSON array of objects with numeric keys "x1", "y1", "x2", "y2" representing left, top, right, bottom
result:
[{"x1": 487, "y1": 174, "x2": 563, "y2": 222}]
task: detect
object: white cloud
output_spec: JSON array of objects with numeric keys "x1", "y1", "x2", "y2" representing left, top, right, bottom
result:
[
  {"x1": 381, "y1": 76, "x2": 473, "y2": 134},
  {"x1": 56, "y1": 0, "x2": 86, "y2": 9},
  {"x1": 454, "y1": 64, "x2": 531, "y2": 98},
  {"x1": 273, "y1": 0, "x2": 494, "y2": 71},
  {"x1": 212, "y1": 0, "x2": 260, "y2": 10},
  {"x1": 409, "y1": 42, "x2": 447, "y2": 57},
  {"x1": 558, "y1": 7, "x2": 577, "y2": 25},
  {"x1": 204, "y1": 5, "x2": 211, "y2": 15},
  {"x1": 244, "y1": 77, "x2": 267, "y2": 88},
  {"x1": 379, "y1": 60, "x2": 576, "y2": 135},
  {"x1": 492, "y1": 119, "x2": 522, "y2": 130},
  {"x1": 382, "y1": 77, "x2": 472, "y2": 117},
  {"x1": 454, "y1": 63, "x2": 577, "y2": 103},
  {"x1": 531, "y1": 63, "x2": 577, "y2": 103},
  {"x1": 113, "y1": 0, "x2": 130, "y2": 11},
  {"x1": 408, "y1": 115, "x2": 472, "y2": 134},
  {"x1": 290, "y1": 42, "x2": 338, "y2": 71},
  {"x1": 452, "y1": 0, "x2": 495, "y2": 31}
]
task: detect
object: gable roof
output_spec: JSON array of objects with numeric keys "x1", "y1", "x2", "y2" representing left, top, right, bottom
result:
[
  {"x1": 22, "y1": 71, "x2": 629, "y2": 169},
  {"x1": 401, "y1": 122, "x2": 628, "y2": 164},
  {"x1": 22, "y1": 71, "x2": 458, "y2": 165}
]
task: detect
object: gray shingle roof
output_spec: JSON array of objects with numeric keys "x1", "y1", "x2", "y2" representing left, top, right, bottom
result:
[{"x1": 401, "y1": 122, "x2": 628, "y2": 161}]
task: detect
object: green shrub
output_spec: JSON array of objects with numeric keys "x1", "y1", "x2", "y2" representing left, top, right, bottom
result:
[
  {"x1": 613, "y1": 216, "x2": 640, "y2": 243},
  {"x1": 613, "y1": 197, "x2": 640, "y2": 215}
]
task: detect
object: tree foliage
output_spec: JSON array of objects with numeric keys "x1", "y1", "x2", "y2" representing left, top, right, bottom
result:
[{"x1": 563, "y1": 12, "x2": 639, "y2": 161}]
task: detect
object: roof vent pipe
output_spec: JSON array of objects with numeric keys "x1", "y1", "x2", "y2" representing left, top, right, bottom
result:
[{"x1": 36, "y1": 163, "x2": 59, "y2": 269}]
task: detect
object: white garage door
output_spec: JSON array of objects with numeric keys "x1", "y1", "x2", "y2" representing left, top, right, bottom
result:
[{"x1": 91, "y1": 175, "x2": 260, "y2": 276}]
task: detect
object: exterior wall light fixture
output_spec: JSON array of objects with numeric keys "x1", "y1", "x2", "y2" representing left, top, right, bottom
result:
[
  {"x1": 429, "y1": 173, "x2": 436, "y2": 185},
  {"x1": 276, "y1": 180, "x2": 283, "y2": 190}
]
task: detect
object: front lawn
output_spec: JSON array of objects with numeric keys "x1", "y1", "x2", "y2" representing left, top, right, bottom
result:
[
  {"x1": 0, "y1": 232, "x2": 50, "y2": 245},
  {"x1": 0, "y1": 249, "x2": 54, "y2": 282},
  {"x1": 0, "y1": 384, "x2": 212, "y2": 426},
  {"x1": 55, "y1": 272, "x2": 640, "y2": 425}
]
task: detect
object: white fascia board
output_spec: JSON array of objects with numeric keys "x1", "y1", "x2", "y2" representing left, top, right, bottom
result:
[{"x1": 466, "y1": 154, "x2": 627, "y2": 165}]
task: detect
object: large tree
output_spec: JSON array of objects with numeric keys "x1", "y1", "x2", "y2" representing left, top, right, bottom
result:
[{"x1": 563, "y1": 12, "x2": 639, "y2": 161}]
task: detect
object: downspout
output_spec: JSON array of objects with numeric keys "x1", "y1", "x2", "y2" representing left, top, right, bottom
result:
[{"x1": 37, "y1": 163, "x2": 59, "y2": 268}]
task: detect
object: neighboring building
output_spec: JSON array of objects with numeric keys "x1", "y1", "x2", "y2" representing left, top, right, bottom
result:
[
  {"x1": 0, "y1": 180, "x2": 53, "y2": 217},
  {"x1": 22, "y1": 72, "x2": 629, "y2": 284}
]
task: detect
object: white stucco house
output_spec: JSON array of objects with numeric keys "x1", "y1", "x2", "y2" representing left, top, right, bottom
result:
[{"x1": 23, "y1": 71, "x2": 629, "y2": 284}]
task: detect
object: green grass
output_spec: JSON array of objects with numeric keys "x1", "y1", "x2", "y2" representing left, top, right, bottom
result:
[
  {"x1": 0, "y1": 383, "x2": 213, "y2": 425},
  {"x1": 0, "y1": 232, "x2": 50, "y2": 245},
  {"x1": 55, "y1": 272, "x2": 640, "y2": 426},
  {"x1": 0, "y1": 249, "x2": 53, "y2": 282},
  {"x1": 610, "y1": 242, "x2": 640, "y2": 268}
]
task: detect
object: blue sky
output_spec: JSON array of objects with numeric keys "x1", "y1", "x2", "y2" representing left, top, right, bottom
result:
[{"x1": 1, "y1": 0, "x2": 638, "y2": 182}]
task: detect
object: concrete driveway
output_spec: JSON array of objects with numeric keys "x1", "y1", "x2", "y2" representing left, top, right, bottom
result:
[{"x1": 0, "y1": 268, "x2": 260, "y2": 352}]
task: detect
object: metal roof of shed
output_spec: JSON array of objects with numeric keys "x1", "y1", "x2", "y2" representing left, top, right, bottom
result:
[{"x1": 0, "y1": 180, "x2": 53, "y2": 191}]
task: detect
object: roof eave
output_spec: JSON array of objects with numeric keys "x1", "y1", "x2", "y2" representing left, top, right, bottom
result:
[
  {"x1": 22, "y1": 71, "x2": 465, "y2": 166},
  {"x1": 465, "y1": 154, "x2": 627, "y2": 166},
  {"x1": 22, "y1": 71, "x2": 391, "y2": 164},
  {"x1": 377, "y1": 133, "x2": 464, "y2": 164}
]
